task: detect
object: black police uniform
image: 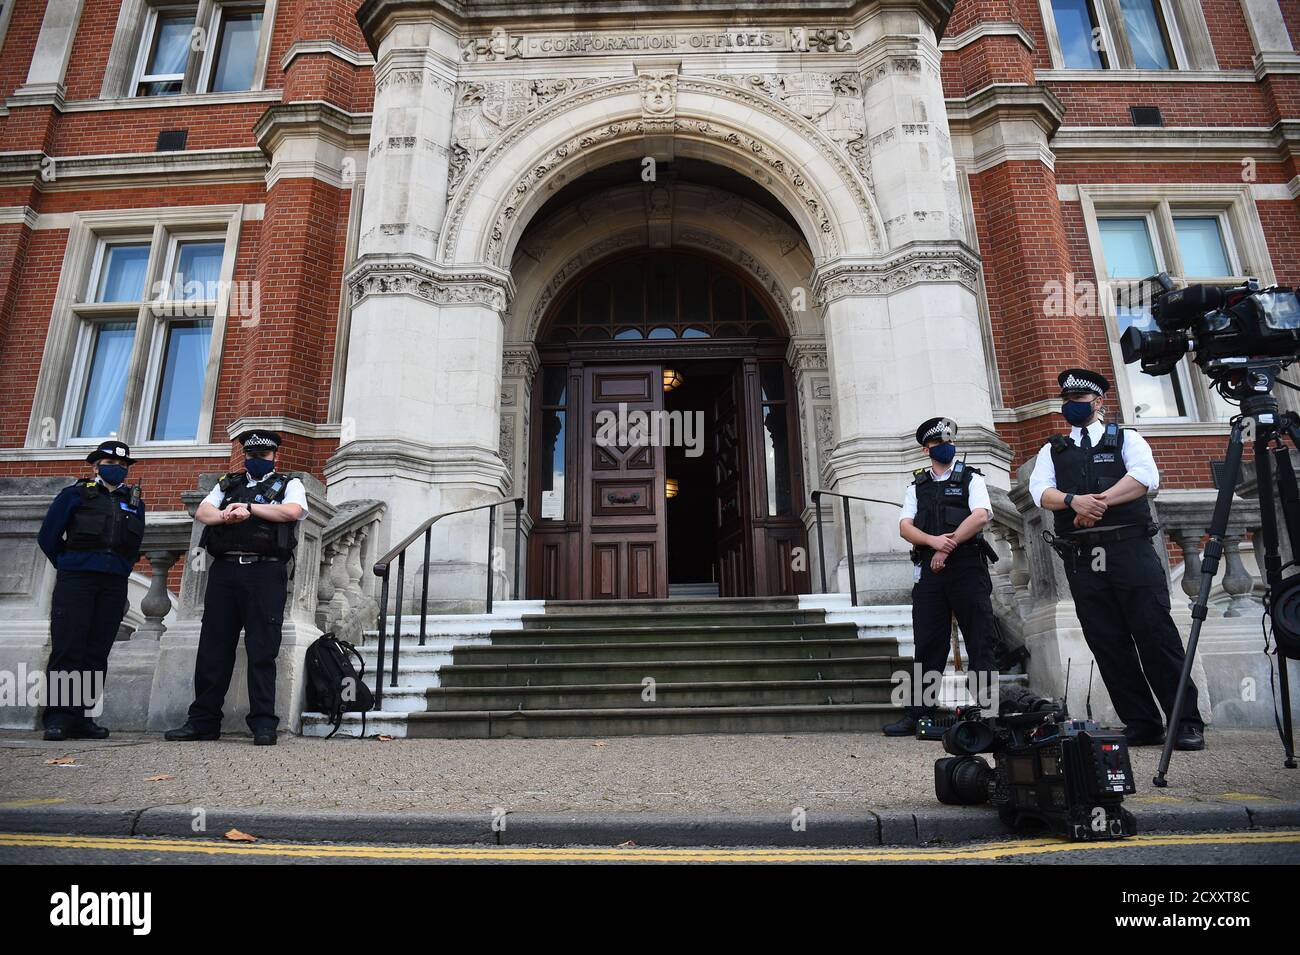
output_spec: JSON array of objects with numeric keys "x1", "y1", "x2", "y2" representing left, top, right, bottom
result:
[
  {"x1": 1048, "y1": 424, "x2": 1202, "y2": 737},
  {"x1": 185, "y1": 470, "x2": 299, "y2": 734},
  {"x1": 37, "y1": 446, "x2": 145, "y2": 732},
  {"x1": 909, "y1": 461, "x2": 998, "y2": 712}
]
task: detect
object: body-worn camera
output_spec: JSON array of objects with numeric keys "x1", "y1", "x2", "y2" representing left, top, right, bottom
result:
[
  {"x1": 931, "y1": 693, "x2": 1137, "y2": 841},
  {"x1": 1120, "y1": 272, "x2": 1300, "y2": 378}
]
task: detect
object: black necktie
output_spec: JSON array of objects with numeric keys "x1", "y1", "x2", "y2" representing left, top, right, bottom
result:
[{"x1": 1080, "y1": 429, "x2": 1092, "y2": 452}]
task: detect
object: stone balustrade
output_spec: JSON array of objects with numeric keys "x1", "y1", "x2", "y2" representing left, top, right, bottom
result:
[{"x1": 316, "y1": 500, "x2": 386, "y2": 646}]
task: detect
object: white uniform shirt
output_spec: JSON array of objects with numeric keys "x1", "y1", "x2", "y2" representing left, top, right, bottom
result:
[
  {"x1": 202, "y1": 471, "x2": 309, "y2": 521},
  {"x1": 900, "y1": 465, "x2": 993, "y2": 523},
  {"x1": 1028, "y1": 421, "x2": 1159, "y2": 508}
]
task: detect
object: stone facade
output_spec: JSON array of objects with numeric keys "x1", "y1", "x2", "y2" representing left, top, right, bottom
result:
[{"x1": 0, "y1": 1, "x2": 1297, "y2": 730}]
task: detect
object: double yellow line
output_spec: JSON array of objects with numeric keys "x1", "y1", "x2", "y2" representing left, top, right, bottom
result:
[{"x1": 2, "y1": 829, "x2": 1297, "y2": 863}]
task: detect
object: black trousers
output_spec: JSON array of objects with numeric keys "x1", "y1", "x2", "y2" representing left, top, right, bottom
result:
[
  {"x1": 188, "y1": 559, "x2": 288, "y2": 733},
  {"x1": 45, "y1": 570, "x2": 128, "y2": 728},
  {"x1": 909, "y1": 550, "x2": 997, "y2": 714},
  {"x1": 1063, "y1": 537, "x2": 1202, "y2": 732}
]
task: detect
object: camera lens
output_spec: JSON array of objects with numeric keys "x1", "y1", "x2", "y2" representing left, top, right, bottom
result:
[{"x1": 934, "y1": 756, "x2": 992, "y2": 805}]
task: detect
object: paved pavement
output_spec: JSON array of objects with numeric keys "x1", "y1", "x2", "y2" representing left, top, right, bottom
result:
[
  {"x1": 2, "y1": 727, "x2": 1297, "y2": 848},
  {"x1": 2, "y1": 727, "x2": 1297, "y2": 813}
]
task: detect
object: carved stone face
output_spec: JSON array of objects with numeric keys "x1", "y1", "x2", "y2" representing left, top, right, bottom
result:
[{"x1": 642, "y1": 74, "x2": 674, "y2": 115}]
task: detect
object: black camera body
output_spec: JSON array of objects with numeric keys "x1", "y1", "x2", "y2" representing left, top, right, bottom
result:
[
  {"x1": 1120, "y1": 272, "x2": 1300, "y2": 379},
  {"x1": 932, "y1": 701, "x2": 1137, "y2": 841}
]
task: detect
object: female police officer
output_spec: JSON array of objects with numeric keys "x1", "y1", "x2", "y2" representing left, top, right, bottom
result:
[{"x1": 37, "y1": 440, "x2": 145, "y2": 740}]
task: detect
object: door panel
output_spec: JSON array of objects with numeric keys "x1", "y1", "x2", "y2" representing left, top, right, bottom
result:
[
  {"x1": 713, "y1": 364, "x2": 750, "y2": 597},
  {"x1": 581, "y1": 364, "x2": 667, "y2": 599}
]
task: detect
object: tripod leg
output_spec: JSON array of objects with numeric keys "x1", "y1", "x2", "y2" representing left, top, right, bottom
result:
[
  {"x1": 1153, "y1": 418, "x2": 1248, "y2": 787},
  {"x1": 1278, "y1": 650, "x2": 1298, "y2": 768}
]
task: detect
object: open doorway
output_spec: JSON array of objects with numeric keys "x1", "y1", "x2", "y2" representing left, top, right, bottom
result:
[{"x1": 664, "y1": 362, "x2": 731, "y2": 597}]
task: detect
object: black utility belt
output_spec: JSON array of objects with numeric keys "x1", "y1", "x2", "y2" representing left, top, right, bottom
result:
[
  {"x1": 1065, "y1": 523, "x2": 1155, "y2": 545},
  {"x1": 216, "y1": 554, "x2": 284, "y2": 563}
]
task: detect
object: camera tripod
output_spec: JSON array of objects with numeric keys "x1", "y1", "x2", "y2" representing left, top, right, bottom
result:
[{"x1": 1154, "y1": 359, "x2": 1299, "y2": 786}]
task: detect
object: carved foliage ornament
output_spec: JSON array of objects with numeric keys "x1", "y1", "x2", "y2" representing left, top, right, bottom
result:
[{"x1": 349, "y1": 263, "x2": 509, "y2": 312}]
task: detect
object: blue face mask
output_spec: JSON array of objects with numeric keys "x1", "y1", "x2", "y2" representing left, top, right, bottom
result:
[
  {"x1": 97, "y1": 463, "x2": 128, "y2": 485},
  {"x1": 1062, "y1": 400, "x2": 1095, "y2": 427},
  {"x1": 245, "y1": 457, "x2": 275, "y2": 480},
  {"x1": 928, "y1": 442, "x2": 957, "y2": 465}
]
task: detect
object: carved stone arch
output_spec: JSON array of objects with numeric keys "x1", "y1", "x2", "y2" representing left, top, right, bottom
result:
[
  {"x1": 504, "y1": 182, "x2": 819, "y2": 344},
  {"x1": 439, "y1": 75, "x2": 886, "y2": 270}
]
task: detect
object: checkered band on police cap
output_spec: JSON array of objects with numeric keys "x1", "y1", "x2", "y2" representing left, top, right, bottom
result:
[
  {"x1": 915, "y1": 416, "x2": 957, "y2": 445},
  {"x1": 238, "y1": 431, "x2": 280, "y2": 451},
  {"x1": 1057, "y1": 368, "x2": 1109, "y2": 397}
]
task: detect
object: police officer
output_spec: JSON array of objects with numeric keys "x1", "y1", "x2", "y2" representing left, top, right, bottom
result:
[
  {"x1": 165, "y1": 431, "x2": 307, "y2": 745},
  {"x1": 1029, "y1": 368, "x2": 1204, "y2": 750},
  {"x1": 885, "y1": 417, "x2": 998, "y2": 737},
  {"x1": 37, "y1": 440, "x2": 145, "y2": 741}
]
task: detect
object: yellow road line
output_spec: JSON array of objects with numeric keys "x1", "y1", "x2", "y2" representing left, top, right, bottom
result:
[
  {"x1": 0, "y1": 798, "x2": 68, "y2": 809},
  {"x1": 0, "y1": 830, "x2": 1297, "y2": 863}
]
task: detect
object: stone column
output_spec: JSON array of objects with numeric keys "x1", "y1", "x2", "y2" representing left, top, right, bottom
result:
[
  {"x1": 814, "y1": 244, "x2": 1000, "y2": 603},
  {"x1": 13, "y1": 0, "x2": 84, "y2": 104},
  {"x1": 329, "y1": 23, "x2": 513, "y2": 608},
  {"x1": 787, "y1": 339, "x2": 836, "y2": 592},
  {"x1": 1240, "y1": 0, "x2": 1296, "y2": 59}
]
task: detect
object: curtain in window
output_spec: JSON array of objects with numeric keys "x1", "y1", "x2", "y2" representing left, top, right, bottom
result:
[
  {"x1": 176, "y1": 242, "x2": 225, "y2": 300},
  {"x1": 151, "y1": 320, "x2": 212, "y2": 440},
  {"x1": 1173, "y1": 218, "x2": 1230, "y2": 276},
  {"x1": 1120, "y1": 0, "x2": 1172, "y2": 69},
  {"x1": 149, "y1": 15, "x2": 194, "y2": 76},
  {"x1": 77, "y1": 323, "x2": 136, "y2": 437},
  {"x1": 97, "y1": 245, "x2": 150, "y2": 302}
]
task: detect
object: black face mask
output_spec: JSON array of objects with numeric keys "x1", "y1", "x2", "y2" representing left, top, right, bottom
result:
[
  {"x1": 245, "y1": 457, "x2": 275, "y2": 480},
  {"x1": 97, "y1": 464, "x2": 128, "y2": 485}
]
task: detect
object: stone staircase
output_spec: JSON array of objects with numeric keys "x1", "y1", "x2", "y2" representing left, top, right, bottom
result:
[{"x1": 302, "y1": 596, "x2": 915, "y2": 738}]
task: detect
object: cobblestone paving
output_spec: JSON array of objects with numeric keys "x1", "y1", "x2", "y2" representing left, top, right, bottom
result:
[{"x1": 1, "y1": 728, "x2": 1296, "y2": 813}]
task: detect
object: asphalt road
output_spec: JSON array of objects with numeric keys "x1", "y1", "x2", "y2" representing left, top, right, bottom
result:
[{"x1": 2, "y1": 828, "x2": 1297, "y2": 864}]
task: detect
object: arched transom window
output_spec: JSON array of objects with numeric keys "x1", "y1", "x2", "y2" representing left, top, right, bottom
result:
[{"x1": 541, "y1": 251, "x2": 784, "y2": 344}]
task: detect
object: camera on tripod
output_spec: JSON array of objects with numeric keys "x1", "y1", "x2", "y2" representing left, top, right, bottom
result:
[
  {"x1": 1119, "y1": 272, "x2": 1300, "y2": 379},
  {"x1": 932, "y1": 692, "x2": 1137, "y2": 841}
]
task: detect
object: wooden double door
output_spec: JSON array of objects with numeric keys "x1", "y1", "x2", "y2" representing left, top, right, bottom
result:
[{"x1": 528, "y1": 354, "x2": 809, "y2": 601}]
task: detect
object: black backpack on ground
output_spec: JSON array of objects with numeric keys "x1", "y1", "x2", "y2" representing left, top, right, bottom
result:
[{"x1": 305, "y1": 632, "x2": 375, "y2": 738}]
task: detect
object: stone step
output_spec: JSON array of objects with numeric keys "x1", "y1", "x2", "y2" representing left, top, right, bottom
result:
[
  {"x1": 533, "y1": 596, "x2": 802, "y2": 616},
  {"x1": 438, "y1": 655, "x2": 904, "y2": 688},
  {"x1": 518, "y1": 609, "x2": 829, "y2": 630},
  {"x1": 401, "y1": 702, "x2": 902, "y2": 738},
  {"x1": 451, "y1": 637, "x2": 892, "y2": 666},
  {"x1": 423, "y1": 678, "x2": 896, "y2": 711}
]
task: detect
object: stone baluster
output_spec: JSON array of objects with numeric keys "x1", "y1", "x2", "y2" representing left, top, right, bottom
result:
[
  {"x1": 316, "y1": 543, "x2": 338, "y2": 633},
  {"x1": 330, "y1": 533, "x2": 353, "y2": 623},
  {"x1": 1169, "y1": 528, "x2": 1205, "y2": 604},
  {"x1": 134, "y1": 549, "x2": 182, "y2": 640},
  {"x1": 1220, "y1": 533, "x2": 1257, "y2": 617}
]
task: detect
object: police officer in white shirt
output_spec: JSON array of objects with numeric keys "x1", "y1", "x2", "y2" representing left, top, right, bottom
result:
[
  {"x1": 885, "y1": 417, "x2": 998, "y2": 737},
  {"x1": 165, "y1": 430, "x2": 308, "y2": 745},
  {"x1": 1029, "y1": 368, "x2": 1204, "y2": 751}
]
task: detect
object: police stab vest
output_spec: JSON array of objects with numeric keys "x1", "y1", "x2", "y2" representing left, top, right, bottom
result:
[
  {"x1": 65, "y1": 481, "x2": 145, "y2": 563},
  {"x1": 913, "y1": 461, "x2": 981, "y2": 539},
  {"x1": 201, "y1": 472, "x2": 300, "y2": 559},
  {"x1": 1049, "y1": 424, "x2": 1153, "y2": 537}
]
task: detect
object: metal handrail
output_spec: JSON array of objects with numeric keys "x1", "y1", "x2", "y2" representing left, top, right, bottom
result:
[
  {"x1": 810, "y1": 489, "x2": 900, "y2": 607},
  {"x1": 370, "y1": 496, "x2": 524, "y2": 707}
]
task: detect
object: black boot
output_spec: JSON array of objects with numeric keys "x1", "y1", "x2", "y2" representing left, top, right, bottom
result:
[
  {"x1": 67, "y1": 719, "x2": 110, "y2": 740},
  {"x1": 1174, "y1": 723, "x2": 1205, "y2": 751},
  {"x1": 164, "y1": 722, "x2": 220, "y2": 741},
  {"x1": 882, "y1": 711, "x2": 920, "y2": 737}
]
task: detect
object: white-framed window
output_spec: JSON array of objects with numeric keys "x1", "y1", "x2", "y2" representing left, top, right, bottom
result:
[
  {"x1": 1078, "y1": 185, "x2": 1275, "y2": 426},
  {"x1": 28, "y1": 207, "x2": 246, "y2": 451},
  {"x1": 1040, "y1": 0, "x2": 1193, "y2": 71},
  {"x1": 105, "y1": 0, "x2": 275, "y2": 100}
]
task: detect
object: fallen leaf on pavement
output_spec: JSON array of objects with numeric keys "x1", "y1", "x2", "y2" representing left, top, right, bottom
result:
[
  {"x1": 144, "y1": 774, "x2": 174, "y2": 782},
  {"x1": 592, "y1": 740, "x2": 608, "y2": 748},
  {"x1": 44, "y1": 757, "x2": 77, "y2": 766},
  {"x1": 224, "y1": 828, "x2": 257, "y2": 842},
  {"x1": 617, "y1": 840, "x2": 637, "y2": 848},
  {"x1": 848, "y1": 754, "x2": 859, "y2": 759},
  {"x1": 377, "y1": 734, "x2": 395, "y2": 741}
]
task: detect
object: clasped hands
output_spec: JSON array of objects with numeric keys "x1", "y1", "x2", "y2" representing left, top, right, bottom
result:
[
  {"x1": 221, "y1": 503, "x2": 252, "y2": 523},
  {"x1": 1069, "y1": 492, "x2": 1108, "y2": 529}
]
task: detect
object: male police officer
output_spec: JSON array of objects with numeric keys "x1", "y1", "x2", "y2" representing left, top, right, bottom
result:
[
  {"x1": 885, "y1": 417, "x2": 998, "y2": 736},
  {"x1": 37, "y1": 441, "x2": 145, "y2": 741},
  {"x1": 165, "y1": 431, "x2": 307, "y2": 745},
  {"x1": 1029, "y1": 368, "x2": 1204, "y2": 750}
]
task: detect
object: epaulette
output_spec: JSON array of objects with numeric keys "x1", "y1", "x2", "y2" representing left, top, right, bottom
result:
[
  {"x1": 913, "y1": 468, "x2": 930, "y2": 484},
  {"x1": 1048, "y1": 435, "x2": 1071, "y2": 454},
  {"x1": 217, "y1": 472, "x2": 240, "y2": 492}
]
